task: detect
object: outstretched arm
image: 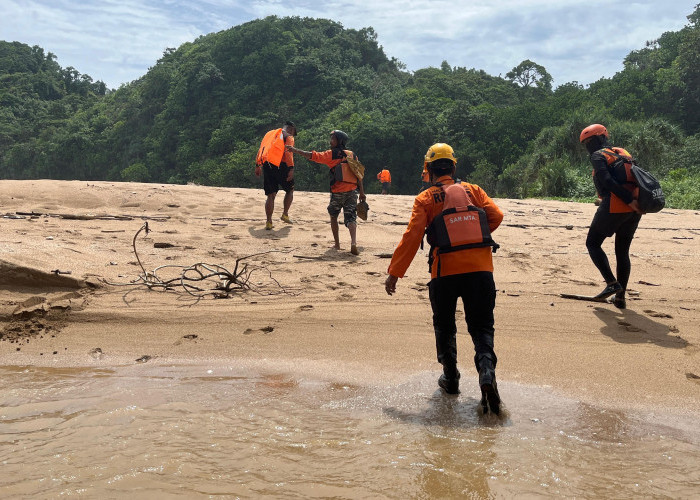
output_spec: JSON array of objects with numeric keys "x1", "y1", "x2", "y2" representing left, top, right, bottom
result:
[{"x1": 286, "y1": 145, "x2": 312, "y2": 160}]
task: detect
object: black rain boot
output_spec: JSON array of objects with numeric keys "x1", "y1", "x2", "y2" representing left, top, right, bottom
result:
[
  {"x1": 438, "y1": 364, "x2": 460, "y2": 395},
  {"x1": 478, "y1": 358, "x2": 501, "y2": 415}
]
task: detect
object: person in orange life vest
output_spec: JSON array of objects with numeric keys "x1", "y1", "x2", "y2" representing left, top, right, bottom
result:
[
  {"x1": 377, "y1": 168, "x2": 391, "y2": 194},
  {"x1": 384, "y1": 143, "x2": 504, "y2": 414},
  {"x1": 255, "y1": 121, "x2": 297, "y2": 230},
  {"x1": 580, "y1": 124, "x2": 643, "y2": 309},
  {"x1": 286, "y1": 130, "x2": 366, "y2": 255}
]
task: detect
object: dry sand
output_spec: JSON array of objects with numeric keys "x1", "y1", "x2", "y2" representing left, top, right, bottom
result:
[{"x1": 1, "y1": 179, "x2": 698, "y2": 417}]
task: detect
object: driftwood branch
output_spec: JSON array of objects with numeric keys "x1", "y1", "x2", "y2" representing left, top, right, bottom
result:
[{"x1": 102, "y1": 222, "x2": 293, "y2": 298}]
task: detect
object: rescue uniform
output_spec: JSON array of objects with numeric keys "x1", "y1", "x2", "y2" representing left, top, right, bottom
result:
[
  {"x1": 309, "y1": 148, "x2": 361, "y2": 227},
  {"x1": 587, "y1": 147, "x2": 642, "y2": 290},
  {"x1": 388, "y1": 175, "x2": 504, "y2": 374}
]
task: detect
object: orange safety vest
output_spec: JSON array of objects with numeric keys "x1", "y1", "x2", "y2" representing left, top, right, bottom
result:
[
  {"x1": 331, "y1": 150, "x2": 359, "y2": 187},
  {"x1": 599, "y1": 147, "x2": 638, "y2": 213},
  {"x1": 377, "y1": 169, "x2": 391, "y2": 183},
  {"x1": 256, "y1": 128, "x2": 285, "y2": 167},
  {"x1": 388, "y1": 176, "x2": 504, "y2": 279}
]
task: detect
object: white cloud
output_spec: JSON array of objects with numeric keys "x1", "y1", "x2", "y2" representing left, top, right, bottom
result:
[{"x1": 1, "y1": 0, "x2": 697, "y2": 88}]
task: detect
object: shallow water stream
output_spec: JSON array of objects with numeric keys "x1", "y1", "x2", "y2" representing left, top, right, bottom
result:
[{"x1": 1, "y1": 364, "x2": 698, "y2": 498}]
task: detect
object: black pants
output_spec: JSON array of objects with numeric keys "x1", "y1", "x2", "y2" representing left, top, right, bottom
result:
[
  {"x1": 586, "y1": 197, "x2": 642, "y2": 290},
  {"x1": 428, "y1": 271, "x2": 497, "y2": 373}
]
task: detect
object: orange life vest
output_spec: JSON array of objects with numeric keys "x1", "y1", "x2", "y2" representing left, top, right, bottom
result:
[
  {"x1": 600, "y1": 147, "x2": 638, "y2": 213},
  {"x1": 331, "y1": 150, "x2": 359, "y2": 187},
  {"x1": 426, "y1": 183, "x2": 499, "y2": 277},
  {"x1": 256, "y1": 128, "x2": 285, "y2": 167},
  {"x1": 377, "y1": 169, "x2": 391, "y2": 183}
]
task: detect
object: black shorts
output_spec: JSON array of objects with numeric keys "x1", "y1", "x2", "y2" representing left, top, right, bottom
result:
[{"x1": 262, "y1": 162, "x2": 294, "y2": 195}]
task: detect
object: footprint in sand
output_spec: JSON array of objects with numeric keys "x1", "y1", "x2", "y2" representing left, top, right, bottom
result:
[
  {"x1": 297, "y1": 305, "x2": 314, "y2": 312},
  {"x1": 687, "y1": 373, "x2": 700, "y2": 384},
  {"x1": 336, "y1": 281, "x2": 358, "y2": 288},
  {"x1": 365, "y1": 271, "x2": 381, "y2": 276},
  {"x1": 644, "y1": 310, "x2": 673, "y2": 318},
  {"x1": 243, "y1": 326, "x2": 274, "y2": 335},
  {"x1": 617, "y1": 321, "x2": 643, "y2": 332}
]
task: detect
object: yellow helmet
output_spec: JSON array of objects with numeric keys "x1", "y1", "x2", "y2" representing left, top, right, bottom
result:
[{"x1": 424, "y1": 143, "x2": 457, "y2": 170}]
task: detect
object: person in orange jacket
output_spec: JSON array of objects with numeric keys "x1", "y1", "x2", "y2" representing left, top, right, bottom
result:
[
  {"x1": 384, "y1": 143, "x2": 504, "y2": 415},
  {"x1": 420, "y1": 164, "x2": 431, "y2": 192},
  {"x1": 377, "y1": 168, "x2": 391, "y2": 194},
  {"x1": 580, "y1": 124, "x2": 643, "y2": 309},
  {"x1": 255, "y1": 121, "x2": 297, "y2": 230},
  {"x1": 287, "y1": 130, "x2": 366, "y2": 255}
]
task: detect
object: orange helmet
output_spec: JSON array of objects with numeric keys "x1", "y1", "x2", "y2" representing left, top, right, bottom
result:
[{"x1": 580, "y1": 124, "x2": 608, "y2": 143}]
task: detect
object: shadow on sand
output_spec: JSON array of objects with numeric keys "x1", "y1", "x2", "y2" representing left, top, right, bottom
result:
[
  {"x1": 592, "y1": 306, "x2": 689, "y2": 349},
  {"x1": 248, "y1": 225, "x2": 292, "y2": 239}
]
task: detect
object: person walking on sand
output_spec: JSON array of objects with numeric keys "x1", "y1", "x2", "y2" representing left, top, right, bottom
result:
[
  {"x1": 377, "y1": 168, "x2": 391, "y2": 194},
  {"x1": 255, "y1": 121, "x2": 297, "y2": 230},
  {"x1": 384, "y1": 143, "x2": 504, "y2": 415},
  {"x1": 580, "y1": 124, "x2": 643, "y2": 309},
  {"x1": 287, "y1": 130, "x2": 366, "y2": 255}
]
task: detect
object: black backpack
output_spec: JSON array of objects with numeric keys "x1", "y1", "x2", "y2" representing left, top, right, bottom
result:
[
  {"x1": 606, "y1": 150, "x2": 665, "y2": 214},
  {"x1": 630, "y1": 163, "x2": 665, "y2": 213}
]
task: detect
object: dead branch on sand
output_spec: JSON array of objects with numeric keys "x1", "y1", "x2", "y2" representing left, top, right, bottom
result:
[{"x1": 102, "y1": 222, "x2": 293, "y2": 298}]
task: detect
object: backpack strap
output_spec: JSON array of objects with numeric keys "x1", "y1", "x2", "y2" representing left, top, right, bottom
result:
[{"x1": 601, "y1": 148, "x2": 637, "y2": 185}]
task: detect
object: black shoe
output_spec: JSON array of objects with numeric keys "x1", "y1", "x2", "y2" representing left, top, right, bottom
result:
[
  {"x1": 438, "y1": 374, "x2": 460, "y2": 395},
  {"x1": 594, "y1": 281, "x2": 623, "y2": 300},
  {"x1": 480, "y1": 379, "x2": 501, "y2": 416},
  {"x1": 613, "y1": 291, "x2": 626, "y2": 309}
]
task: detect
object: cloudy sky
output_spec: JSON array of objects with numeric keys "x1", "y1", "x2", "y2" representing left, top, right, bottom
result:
[{"x1": 2, "y1": 0, "x2": 698, "y2": 89}]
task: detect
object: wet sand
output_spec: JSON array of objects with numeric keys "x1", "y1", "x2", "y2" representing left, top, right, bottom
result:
[{"x1": 1, "y1": 179, "x2": 699, "y2": 417}]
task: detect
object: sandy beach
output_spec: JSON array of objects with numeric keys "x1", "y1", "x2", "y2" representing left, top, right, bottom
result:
[{"x1": 1, "y1": 179, "x2": 698, "y2": 417}]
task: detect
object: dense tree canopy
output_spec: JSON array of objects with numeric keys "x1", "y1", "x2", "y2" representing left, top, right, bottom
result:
[{"x1": 2, "y1": 8, "x2": 700, "y2": 208}]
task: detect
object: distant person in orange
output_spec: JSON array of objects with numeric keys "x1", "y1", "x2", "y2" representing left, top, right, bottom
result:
[
  {"x1": 384, "y1": 143, "x2": 504, "y2": 415},
  {"x1": 287, "y1": 130, "x2": 366, "y2": 255},
  {"x1": 377, "y1": 168, "x2": 391, "y2": 194},
  {"x1": 420, "y1": 164, "x2": 430, "y2": 191},
  {"x1": 255, "y1": 121, "x2": 297, "y2": 230}
]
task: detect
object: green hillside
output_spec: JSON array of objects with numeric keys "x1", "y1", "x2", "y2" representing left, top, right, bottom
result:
[{"x1": 1, "y1": 10, "x2": 700, "y2": 208}]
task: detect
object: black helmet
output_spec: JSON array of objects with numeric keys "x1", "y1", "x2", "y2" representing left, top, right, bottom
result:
[{"x1": 331, "y1": 130, "x2": 349, "y2": 148}]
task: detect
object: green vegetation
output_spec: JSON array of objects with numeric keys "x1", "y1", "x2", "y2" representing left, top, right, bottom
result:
[{"x1": 2, "y1": 9, "x2": 700, "y2": 208}]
